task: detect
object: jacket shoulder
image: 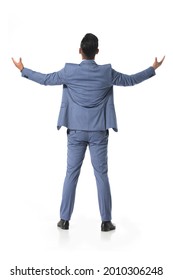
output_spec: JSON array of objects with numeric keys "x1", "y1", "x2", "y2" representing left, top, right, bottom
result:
[
  {"x1": 99, "y1": 63, "x2": 112, "y2": 69},
  {"x1": 65, "y1": 63, "x2": 79, "y2": 68},
  {"x1": 99, "y1": 63, "x2": 111, "y2": 67}
]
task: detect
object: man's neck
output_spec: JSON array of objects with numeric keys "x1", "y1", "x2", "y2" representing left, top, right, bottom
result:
[{"x1": 82, "y1": 56, "x2": 95, "y2": 60}]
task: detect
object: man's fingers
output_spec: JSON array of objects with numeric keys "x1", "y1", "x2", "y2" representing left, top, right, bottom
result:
[
  {"x1": 160, "y1": 56, "x2": 165, "y2": 63},
  {"x1": 11, "y1": 57, "x2": 22, "y2": 64},
  {"x1": 11, "y1": 57, "x2": 18, "y2": 65}
]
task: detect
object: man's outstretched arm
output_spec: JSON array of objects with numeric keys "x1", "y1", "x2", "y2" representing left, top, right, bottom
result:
[
  {"x1": 11, "y1": 57, "x2": 66, "y2": 86},
  {"x1": 112, "y1": 56, "x2": 165, "y2": 86}
]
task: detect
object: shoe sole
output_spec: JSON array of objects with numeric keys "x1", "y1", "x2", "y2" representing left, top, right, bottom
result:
[
  {"x1": 101, "y1": 227, "x2": 115, "y2": 232},
  {"x1": 57, "y1": 224, "x2": 69, "y2": 230}
]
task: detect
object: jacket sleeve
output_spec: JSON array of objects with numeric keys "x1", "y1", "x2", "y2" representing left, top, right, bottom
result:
[
  {"x1": 21, "y1": 67, "x2": 66, "y2": 85},
  {"x1": 112, "y1": 66, "x2": 155, "y2": 86}
]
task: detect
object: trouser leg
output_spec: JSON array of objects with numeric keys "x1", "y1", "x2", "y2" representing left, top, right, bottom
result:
[
  {"x1": 60, "y1": 130, "x2": 87, "y2": 220},
  {"x1": 89, "y1": 131, "x2": 112, "y2": 221}
]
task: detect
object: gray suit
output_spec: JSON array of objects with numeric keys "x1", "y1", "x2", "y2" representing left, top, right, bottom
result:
[{"x1": 21, "y1": 61, "x2": 155, "y2": 221}]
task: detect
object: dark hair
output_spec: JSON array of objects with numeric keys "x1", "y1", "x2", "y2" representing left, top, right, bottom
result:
[{"x1": 80, "y1": 33, "x2": 98, "y2": 59}]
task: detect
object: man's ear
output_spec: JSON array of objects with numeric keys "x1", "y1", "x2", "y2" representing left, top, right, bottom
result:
[
  {"x1": 96, "y1": 49, "x2": 99, "y2": 54},
  {"x1": 79, "y1": 48, "x2": 82, "y2": 54}
]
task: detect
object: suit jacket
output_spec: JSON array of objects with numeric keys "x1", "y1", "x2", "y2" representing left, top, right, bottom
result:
[{"x1": 21, "y1": 60, "x2": 155, "y2": 131}]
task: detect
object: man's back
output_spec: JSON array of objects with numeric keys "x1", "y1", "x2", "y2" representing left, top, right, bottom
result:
[
  {"x1": 57, "y1": 60, "x2": 117, "y2": 131},
  {"x1": 63, "y1": 60, "x2": 112, "y2": 108}
]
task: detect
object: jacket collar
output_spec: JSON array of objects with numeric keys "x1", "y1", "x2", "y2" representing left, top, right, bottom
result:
[{"x1": 80, "y1": 60, "x2": 96, "y2": 65}]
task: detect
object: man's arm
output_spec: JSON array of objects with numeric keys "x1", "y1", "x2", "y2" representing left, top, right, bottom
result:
[
  {"x1": 11, "y1": 58, "x2": 66, "y2": 86},
  {"x1": 112, "y1": 56, "x2": 165, "y2": 86}
]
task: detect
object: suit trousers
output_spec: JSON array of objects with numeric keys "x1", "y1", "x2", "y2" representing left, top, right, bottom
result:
[{"x1": 60, "y1": 129, "x2": 112, "y2": 221}]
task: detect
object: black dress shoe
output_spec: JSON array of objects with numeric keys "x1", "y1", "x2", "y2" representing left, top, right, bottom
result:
[
  {"x1": 57, "y1": 219, "x2": 69, "y2": 230},
  {"x1": 101, "y1": 221, "x2": 116, "y2": 232}
]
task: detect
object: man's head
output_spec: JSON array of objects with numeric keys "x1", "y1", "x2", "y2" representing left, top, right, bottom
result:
[{"x1": 79, "y1": 33, "x2": 99, "y2": 60}]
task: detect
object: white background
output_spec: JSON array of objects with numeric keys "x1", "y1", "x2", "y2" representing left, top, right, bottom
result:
[{"x1": 1, "y1": 0, "x2": 173, "y2": 279}]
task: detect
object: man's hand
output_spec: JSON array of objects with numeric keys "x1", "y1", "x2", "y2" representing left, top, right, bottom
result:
[
  {"x1": 12, "y1": 57, "x2": 24, "y2": 71},
  {"x1": 152, "y1": 56, "x2": 165, "y2": 70}
]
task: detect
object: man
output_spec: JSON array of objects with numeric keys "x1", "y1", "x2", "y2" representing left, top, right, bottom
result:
[{"x1": 12, "y1": 33, "x2": 165, "y2": 232}]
